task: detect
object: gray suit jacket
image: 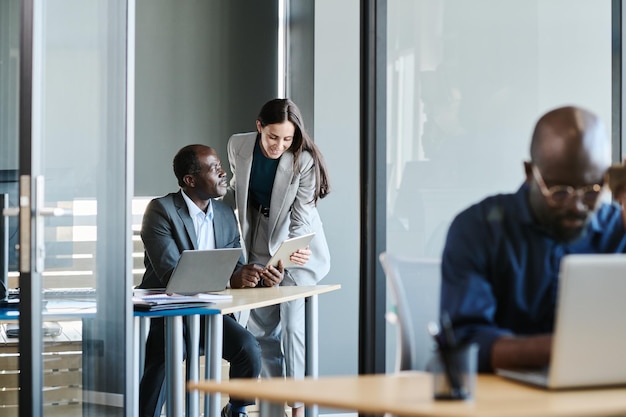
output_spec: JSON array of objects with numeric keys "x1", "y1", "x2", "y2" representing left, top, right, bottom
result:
[
  {"x1": 227, "y1": 132, "x2": 330, "y2": 286},
  {"x1": 138, "y1": 190, "x2": 244, "y2": 289}
]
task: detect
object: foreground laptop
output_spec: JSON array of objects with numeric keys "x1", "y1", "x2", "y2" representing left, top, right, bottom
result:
[
  {"x1": 496, "y1": 253, "x2": 626, "y2": 389},
  {"x1": 163, "y1": 248, "x2": 241, "y2": 295}
]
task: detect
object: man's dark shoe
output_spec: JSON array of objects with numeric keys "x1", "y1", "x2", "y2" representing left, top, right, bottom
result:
[{"x1": 221, "y1": 403, "x2": 248, "y2": 417}]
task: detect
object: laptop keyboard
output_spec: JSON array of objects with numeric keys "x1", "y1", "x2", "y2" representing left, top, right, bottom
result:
[
  {"x1": 6, "y1": 287, "x2": 97, "y2": 299},
  {"x1": 496, "y1": 367, "x2": 550, "y2": 387},
  {"x1": 44, "y1": 288, "x2": 97, "y2": 299}
]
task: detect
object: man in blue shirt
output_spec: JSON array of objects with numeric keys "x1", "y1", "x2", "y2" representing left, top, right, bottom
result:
[{"x1": 440, "y1": 106, "x2": 626, "y2": 373}]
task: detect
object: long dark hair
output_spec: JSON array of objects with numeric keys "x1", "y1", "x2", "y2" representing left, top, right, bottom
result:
[{"x1": 257, "y1": 98, "x2": 330, "y2": 203}]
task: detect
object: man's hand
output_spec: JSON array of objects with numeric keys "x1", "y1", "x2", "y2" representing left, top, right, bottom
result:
[
  {"x1": 260, "y1": 261, "x2": 285, "y2": 287},
  {"x1": 289, "y1": 246, "x2": 311, "y2": 266},
  {"x1": 230, "y1": 264, "x2": 263, "y2": 288},
  {"x1": 491, "y1": 334, "x2": 552, "y2": 371}
]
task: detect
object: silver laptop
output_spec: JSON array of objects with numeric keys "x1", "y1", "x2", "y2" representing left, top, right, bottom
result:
[
  {"x1": 163, "y1": 248, "x2": 241, "y2": 295},
  {"x1": 496, "y1": 253, "x2": 626, "y2": 389}
]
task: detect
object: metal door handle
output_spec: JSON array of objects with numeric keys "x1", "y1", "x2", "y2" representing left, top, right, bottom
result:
[
  {"x1": 7, "y1": 176, "x2": 73, "y2": 273},
  {"x1": 2, "y1": 207, "x2": 19, "y2": 217},
  {"x1": 3, "y1": 205, "x2": 71, "y2": 217}
]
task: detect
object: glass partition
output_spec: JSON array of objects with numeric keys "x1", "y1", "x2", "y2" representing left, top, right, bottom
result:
[
  {"x1": 0, "y1": 0, "x2": 19, "y2": 291},
  {"x1": 37, "y1": 2, "x2": 133, "y2": 415},
  {"x1": 0, "y1": 1, "x2": 133, "y2": 416},
  {"x1": 385, "y1": 0, "x2": 612, "y2": 371}
]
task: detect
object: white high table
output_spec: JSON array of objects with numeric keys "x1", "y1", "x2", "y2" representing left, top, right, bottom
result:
[{"x1": 135, "y1": 284, "x2": 341, "y2": 417}]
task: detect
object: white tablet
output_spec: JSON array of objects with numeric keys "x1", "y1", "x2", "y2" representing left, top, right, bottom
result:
[{"x1": 266, "y1": 233, "x2": 316, "y2": 268}]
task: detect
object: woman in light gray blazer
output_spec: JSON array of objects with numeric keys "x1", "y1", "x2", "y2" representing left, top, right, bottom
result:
[{"x1": 227, "y1": 98, "x2": 331, "y2": 417}]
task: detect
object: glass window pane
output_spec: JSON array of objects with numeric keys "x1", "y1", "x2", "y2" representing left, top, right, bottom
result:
[
  {"x1": 36, "y1": 1, "x2": 130, "y2": 416},
  {"x1": 0, "y1": 0, "x2": 19, "y2": 283},
  {"x1": 385, "y1": 0, "x2": 612, "y2": 370}
]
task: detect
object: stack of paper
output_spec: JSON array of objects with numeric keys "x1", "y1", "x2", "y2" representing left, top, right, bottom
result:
[{"x1": 133, "y1": 293, "x2": 231, "y2": 311}]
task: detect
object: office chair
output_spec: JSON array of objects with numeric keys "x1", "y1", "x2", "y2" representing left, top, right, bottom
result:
[{"x1": 379, "y1": 251, "x2": 441, "y2": 372}]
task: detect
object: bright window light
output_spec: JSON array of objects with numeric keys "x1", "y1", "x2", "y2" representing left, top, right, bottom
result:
[{"x1": 278, "y1": 0, "x2": 287, "y2": 98}]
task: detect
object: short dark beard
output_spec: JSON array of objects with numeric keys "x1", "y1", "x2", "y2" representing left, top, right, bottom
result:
[{"x1": 549, "y1": 214, "x2": 590, "y2": 243}]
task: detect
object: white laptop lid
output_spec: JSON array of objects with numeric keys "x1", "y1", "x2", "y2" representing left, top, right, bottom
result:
[
  {"x1": 547, "y1": 253, "x2": 626, "y2": 388},
  {"x1": 165, "y1": 248, "x2": 242, "y2": 295}
]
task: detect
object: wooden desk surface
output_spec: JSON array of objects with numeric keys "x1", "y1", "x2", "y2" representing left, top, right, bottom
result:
[
  {"x1": 188, "y1": 371, "x2": 626, "y2": 417},
  {"x1": 217, "y1": 284, "x2": 341, "y2": 315}
]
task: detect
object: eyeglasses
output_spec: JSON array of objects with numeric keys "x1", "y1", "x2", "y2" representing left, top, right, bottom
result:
[{"x1": 531, "y1": 164, "x2": 603, "y2": 207}]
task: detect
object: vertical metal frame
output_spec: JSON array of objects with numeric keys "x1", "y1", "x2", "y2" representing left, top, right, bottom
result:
[
  {"x1": 359, "y1": 0, "x2": 387, "y2": 377},
  {"x1": 125, "y1": 0, "x2": 137, "y2": 414},
  {"x1": 18, "y1": 0, "x2": 43, "y2": 416},
  {"x1": 613, "y1": 0, "x2": 622, "y2": 161}
]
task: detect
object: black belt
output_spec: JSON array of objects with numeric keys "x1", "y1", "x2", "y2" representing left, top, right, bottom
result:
[{"x1": 252, "y1": 201, "x2": 270, "y2": 217}]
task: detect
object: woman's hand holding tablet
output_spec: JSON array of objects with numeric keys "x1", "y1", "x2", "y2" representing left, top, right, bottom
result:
[{"x1": 265, "y1": 233, "x2": 316, "y2": 268}]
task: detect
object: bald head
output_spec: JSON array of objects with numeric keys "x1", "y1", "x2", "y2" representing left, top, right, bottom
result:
[
  {"x1": 530, "y1": 106, "x2": 610, "y2": 173},
  {"x1": 525, "y1": 106, "x2": 610, "y2": 243}
]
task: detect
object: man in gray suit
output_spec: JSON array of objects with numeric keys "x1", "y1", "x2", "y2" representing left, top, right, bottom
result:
[{"x1": 138, "y1": 144, "x2": 284, "y2": 417}]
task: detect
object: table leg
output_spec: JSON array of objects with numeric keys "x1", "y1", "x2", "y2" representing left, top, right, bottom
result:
[
  {"x1": 133, "y1": 317, "x2": 140, "y2": 417},
  {"x1": 134, "y1": 316, "x2": 151, "y2": 417},
  {"x1": 260, "y1": 400, "x2": 288, "y2": 417},
  {"x1": 305, "y1": 294, "x2": 319, "y2": 417},
  {"x1": 165, "y1": 315, "x2": 184, "y2": 417},
  {"x1": 204, "y1": 314, "x2": 223, "y2": 417},
  {"x1": 138, "y1": 317, "x2": 149, "y2": 378},
  {"x1": 186, "y1": 315, "x2": 200, "y2": 417}
]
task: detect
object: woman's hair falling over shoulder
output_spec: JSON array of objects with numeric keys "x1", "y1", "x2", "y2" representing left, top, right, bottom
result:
[{"x1": 257, "y1": 98, "x2": 331, "y2": 204}]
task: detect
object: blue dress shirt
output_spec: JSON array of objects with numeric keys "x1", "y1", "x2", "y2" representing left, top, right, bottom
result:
[{"x1": 440, "y1": 183, "x2": 626, "y2": 372}]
